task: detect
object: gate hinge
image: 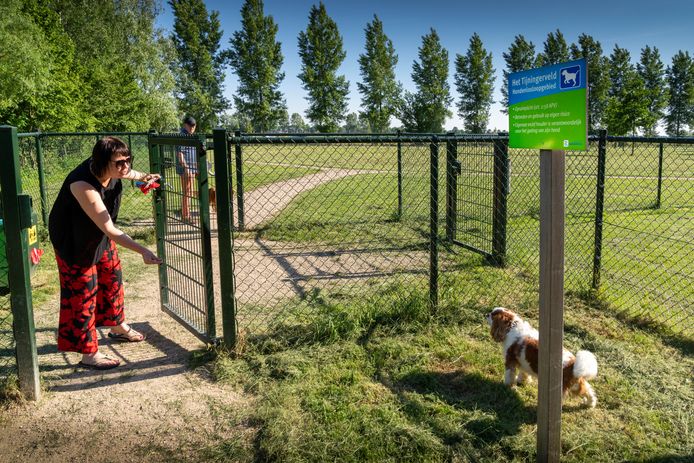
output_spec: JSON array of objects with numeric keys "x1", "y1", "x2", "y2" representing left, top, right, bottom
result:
[{"x1": 452, "y1": 159, "x2": 462, "y2": 175}]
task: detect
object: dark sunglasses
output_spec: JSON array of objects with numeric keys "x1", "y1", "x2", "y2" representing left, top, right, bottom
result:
[{"x1": 111, "y1": 156, "x2": 132, "y2": 168}]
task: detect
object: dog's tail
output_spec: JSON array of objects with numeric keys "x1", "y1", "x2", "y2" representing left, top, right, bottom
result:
[{"x1": 573, "y1": 350, "x2": 598, "y2": 380}]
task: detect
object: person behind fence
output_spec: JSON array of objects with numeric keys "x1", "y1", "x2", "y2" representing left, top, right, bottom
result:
[
  {"x1": 48, "y1": 136, "x2": 162, "y2": 370},
  {"x1": 176, "y1": 115, "x2": 197, "y2": 223}
]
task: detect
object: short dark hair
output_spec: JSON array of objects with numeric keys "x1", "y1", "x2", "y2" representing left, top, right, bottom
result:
[
  {"x1": 183, "y1": 115, "x2": 196, "y2": 127},
  {"x1": 91, "y1": 136, "x2": 130, "y2": 178}
]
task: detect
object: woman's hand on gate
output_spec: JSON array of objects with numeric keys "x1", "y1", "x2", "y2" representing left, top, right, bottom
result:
[
  {"x1": 142, "y1": 172, "x2": 161, "y2": 184},
  {"x1": 142, "y1": 249, "x2": 163, "y2": 265}
]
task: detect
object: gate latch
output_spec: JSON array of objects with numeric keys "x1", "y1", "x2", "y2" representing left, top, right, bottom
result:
[{"x1": 452, "y1": 159, "x2": 462, "y2": 176}]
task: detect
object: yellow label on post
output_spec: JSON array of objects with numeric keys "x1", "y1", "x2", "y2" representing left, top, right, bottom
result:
[{"x1": 28, "y1": 225, "x2": 37, "y2": 245}]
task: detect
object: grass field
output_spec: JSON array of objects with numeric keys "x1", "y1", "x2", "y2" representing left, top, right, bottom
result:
[{"x1": 204, "y1": 267, "x2": 694, "y2": 462}]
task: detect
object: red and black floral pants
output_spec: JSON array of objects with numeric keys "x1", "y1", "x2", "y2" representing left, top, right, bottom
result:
[{"x1": 56, "y1": 240, "x2": 125, "y2": 354}]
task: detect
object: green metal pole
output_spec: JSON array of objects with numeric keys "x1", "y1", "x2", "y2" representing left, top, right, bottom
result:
[
  {"x1": 445, "y1": 133, "x2": 457, "y2": 242},
  {"x1": 148, "y1": 131, "x2": 169, "y2": 309},
  {"x1": 592, "y1": 129, "x2": 607, "y2": 289},
  {"x1": 429, "y1": 136, "x2": 439, "y2": 309},
  {"x1": 213, "y1": 129, "x2": 237, "y2": 348},
  {"x1": 35, "y1": 134, "x2": 49, "y2": 226},
  {"x1": 491, "y1": 133, "x2": 509, "y2": 266},
  {"x1": 397, "y1": 129, "x2": 403, "y2": 220},
  {"x1": 656, "y1": 142, "x2": 663, "y2": 209},
  {"x1": 197, "y1": 135, "x2": 216, "y2": 340},
  {"x1": 234, "y1": 131, "x2": 245, "y2": 231},
  {"x1": 0, "y1": 126, "x2": 40, "y2": 401}
]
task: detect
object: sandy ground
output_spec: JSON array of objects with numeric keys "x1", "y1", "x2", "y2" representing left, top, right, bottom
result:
[
  {"x1": 0, "y1": 252, "x2": 248, "y2": 463},
  {"x1": 233, "y1": 167, "x2": 380, "y2": 229}
]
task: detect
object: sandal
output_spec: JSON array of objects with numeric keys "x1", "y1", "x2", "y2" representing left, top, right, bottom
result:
[
  {"x1": 78, "y1": 354, "x2": 120, "y2": 370},
  {"x1": 108, "y1": 326, "x2": 146, "y2": 343}
]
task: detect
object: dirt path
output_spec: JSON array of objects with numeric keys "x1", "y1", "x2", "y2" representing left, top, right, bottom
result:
[
  {"x1": 235, "y1": 167, "x2": 378, "y2": 229},
  {"x1": 0, "y1": 252, "x2": 248, "y2": 463}
]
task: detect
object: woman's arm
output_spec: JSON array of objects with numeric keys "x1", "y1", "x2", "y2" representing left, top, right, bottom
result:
[
  {"x1": 123, "y1": 168, "x2": 161, "y2": 184},
  {"x1": 70, "y1": 181, "x2": 162, "y2": 264}
]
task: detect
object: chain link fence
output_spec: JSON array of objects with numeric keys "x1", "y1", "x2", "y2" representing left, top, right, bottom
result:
[
  {"x1": 598, "y1": 137, "x2": 693, "y2": 332},
  {"x1": 227, "y1": 134, "x2": 446, "y2": 340},
  {"x1": 2, "y1": 130, "x2": 691, "y2": 393},
  {"x1": 224, "y1": 133, "x2": 692, "y2": 341},
  {"x1": 17, "y1": 132, "x2": 153, "y2": 239},
  {"x1": 0, "y1": 194, "x2": 18, "y2": 399}
]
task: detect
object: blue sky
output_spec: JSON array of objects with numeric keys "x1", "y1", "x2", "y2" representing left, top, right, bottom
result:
[{"x1": 156, "y1": 0, "x2": 694, "y2": 131}]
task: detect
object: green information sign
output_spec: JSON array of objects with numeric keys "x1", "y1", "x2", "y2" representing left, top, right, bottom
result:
[{"x1": 508, "y1": 58, "x2": 587, "y2": 150}]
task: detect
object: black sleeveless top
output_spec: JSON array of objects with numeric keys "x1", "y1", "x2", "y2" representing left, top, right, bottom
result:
[{"x1": 49, "y1": 158, "x2": 122, "y2": 266}]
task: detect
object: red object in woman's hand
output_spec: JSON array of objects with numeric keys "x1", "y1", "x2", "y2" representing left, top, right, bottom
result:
[{"x1": 135, "y1": 181, "x2": 160, "y2": 194}]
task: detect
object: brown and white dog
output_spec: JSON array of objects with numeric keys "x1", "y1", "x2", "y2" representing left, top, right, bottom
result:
[{"x1": 486, "y1": 307, "x2": 598, "y2": 408}]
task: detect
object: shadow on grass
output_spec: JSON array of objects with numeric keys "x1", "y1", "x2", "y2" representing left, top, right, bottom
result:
[
  {"x1": 387, "y1": 367, "x2": 535, "y2": 447},
  {"x1": 572, "y1": 289, "x2": 694, "y2": 357},
  {"x1": 635, "y1": 455, "x2": 694, "y2": 463}
]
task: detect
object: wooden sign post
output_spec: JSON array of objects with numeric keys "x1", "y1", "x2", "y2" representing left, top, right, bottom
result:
[{"x1": 537, "y1": 149, "x2": 565, "y2": 462}]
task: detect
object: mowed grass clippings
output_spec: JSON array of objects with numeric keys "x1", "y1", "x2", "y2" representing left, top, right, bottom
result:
[{"x1": 206, "y1": 268, "x2": 693, "y2": 462}]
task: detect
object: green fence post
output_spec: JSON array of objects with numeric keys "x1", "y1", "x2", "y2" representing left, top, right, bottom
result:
[
  {"x1": 592, "y1": 129, "x2": 607, "y2": 289},
  {"x1": 490, "y1": 133, "x2": 509, "y2": 266},
  {"x1": 445, "y1": 133, "x2": 457, "y2": 242},
  {"x1": 234, "y1": 131, "x2": 245, "y2": 231},
  {"x1": 35, "y1": 134, "x2": 49, "y2": 226},
  {"x1": 397, "y1": 129, "x2": 402, "y2": 220},
  {"x1": 429, "y1": 136, "x2": 439, "y2": 309},
  {"x1": 128, "y1": 134, "x2": 133, "y2": 183},
  {"x1": 213, "y1": 129, "x2": 237, "y2": 348},
  {"x1": 655, "y1": 142, "x2": 663, "y2": 209},
  {"x1": 148, "y1": 130, "x2": 169, "y2": 309},
  {"x1": 197, "y1": 134, "x2": 216, "y2": 339},
  {"x1": 0, "y1": 126, "x2": 40, "y2": 401}
]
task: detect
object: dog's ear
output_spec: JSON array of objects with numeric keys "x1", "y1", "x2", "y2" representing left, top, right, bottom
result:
[{"x1": 490, "y1": 310, "x2": 512, "y2": 342}]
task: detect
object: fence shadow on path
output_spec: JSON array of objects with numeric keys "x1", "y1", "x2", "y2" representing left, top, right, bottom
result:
[{"x1": 36, "y1": 322, "x2": 198, "y2": 393}]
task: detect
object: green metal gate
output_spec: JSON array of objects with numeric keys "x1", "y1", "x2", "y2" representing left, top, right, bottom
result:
[
  {"x1": 148, "y1": 132, "x2": 217, "y2": 343},
  {"x1": 446, "y1": 134, "x2": 509, "y2": 266}
]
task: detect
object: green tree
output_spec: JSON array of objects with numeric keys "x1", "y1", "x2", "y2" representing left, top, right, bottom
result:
[
  {"x1": 536, "y1": 29, "x2": 569, "y2": 66},
  {"x1": 665, "y1": 51, "x2": 694, "y2": 136},
  {"x1": 501, "y1": 35, "x2": 535, "y2": 114},
  {"x1": 357, "y1": 15, "x2": 401, "y2": 133},
  {"x1": 0, "y1": 0, "x2": 53, "y2": 128},
  {"x1": 400, "y1": 28, "x2": 451, "y2": 133},
  {"x1": 170, "y1": 0, "x2": 228, "y2": 131},
  {"x1": 454, "y1": 33, "x2": 495, "y2": 133},
  {"x1": 229, "y1": 0, "x2": 286, "y2": 132},
  {"x1": 118, "y1": 0, "x2": 179, "y2": 132},
  {"x1": 2, "y1": 0, "x2": 177, "y2": 131},
  {"x1": 637, "y1": 46, "x2": 668, "y2": 136},
  {"x1": 608, "y1": 45, "x2": 632, "y2": 99},
  {"x1": 54, "y1": 0, "x2": 150, "y2": 131},
  {"x1": 289, "y1": 112, "x2": 308, "y2": 132},
  {"x1": 342, "y1": 112, "x2": 368, "y2": 133},
  {"x1": 605, "y1": 46, "x2": 648, "y2": 136},
  {"x1": 297, "y1": 2, "x2": 349, "y2": 132},
  {"x1": 570, "y1": 34, "x2": 610, "y2": 132}
]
